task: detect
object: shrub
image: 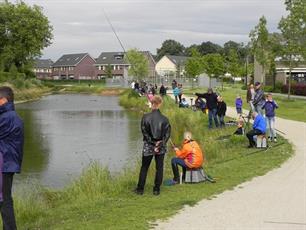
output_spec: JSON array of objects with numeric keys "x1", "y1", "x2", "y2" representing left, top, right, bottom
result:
[{"x1": 282, "y1": 83, "x2": 306, "y2": 96}]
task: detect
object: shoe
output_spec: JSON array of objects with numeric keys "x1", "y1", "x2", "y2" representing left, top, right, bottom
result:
[
  {"x1": 153, "y1": 190, "x2": 160, "y2": 196},
  {"x1": 247, "y1": 145, "x2": 254, "y2": 148},
  {"x1": 268, "y1": 136, "x2": 272, "y2": 141},
  {"x1": 274, "y1": 138, "x2": 277, "y2": 143},
  {"x1": 133, "y1": 188, "x2": 144, "y2": 195},
  {"x1": 164, "y1": 179, "x2": 178, "y2": 186}
]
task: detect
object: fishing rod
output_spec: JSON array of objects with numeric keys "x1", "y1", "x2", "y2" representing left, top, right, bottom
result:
[{"x1": 103, "y1": 9, "x2": 136, "y2": 84}]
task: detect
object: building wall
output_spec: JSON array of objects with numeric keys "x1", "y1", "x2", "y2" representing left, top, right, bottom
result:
[
  {"x1": 74, "y1": 55, "x2": 97, "y2": 79},
  {"x1": 155, "y1": 56, "x2": 176, "y2": 76}
]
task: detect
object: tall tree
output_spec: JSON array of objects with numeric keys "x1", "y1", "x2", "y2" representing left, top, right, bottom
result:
[
  {"x1": 105, "y1": 64, "x2": 113, "y2": 78},
  {"x1": 156, "y1": 39, "x2": 185, "y2": 60},
  {"x1": 249, "y1": 16, "x2": 270, "y2": 84},
  {"x1": 226, "y1": 49, "x2": 241, "y2": 77},
  {"x1": 185, "y1": 48, "x2": 203, "y2": 87},
  {"x1": 125, "y1": 49, "x2": 149, "y2": 80},
  {"x1": 198, "y1": 41, "x2": 223, "y2": 56},
  {"x1": 0, "y1": 1, "x2": 53, "y2": 72},
  {"x1": 278, "y1": 0, "x2": 306, "y2": 99},
  {"x1": 202, "y1": 53, "x2": 225, "y2": 87}
]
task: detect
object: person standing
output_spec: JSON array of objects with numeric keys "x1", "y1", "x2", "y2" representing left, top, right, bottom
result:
[
  {"x1": 159, "y1": 84, "x2": 167, "y2": 97},
  {"x1": 235, "y1": 95, "x2": 243, "y2": 116},
  {"x1": 135, "y1": 96, "x2": 171, "y2": 196},
  {"x1": 246, "y1": 84, "x2": 255, "y2": 111},
  {"x1": 173, "y1": 85, "x2": 180, "y2": 104},
  {"x1": 253, "y1": 82, "x2": 265, "y2": 115},
  {"x1": 178, "y1": 84, "x2": 183, "y2": 104},
  {"x1": 0, "y1": 86, "x2": 24, "y2": 230},
  {"x1": 217, "y1": 96, "x2": 227, "y2": 127},
  {"x1": 262, "y1": 93, "x2": 278, "y2": 142},
  {"x1": 195, "y1": 88, "x2": 219, "y2": 129}
]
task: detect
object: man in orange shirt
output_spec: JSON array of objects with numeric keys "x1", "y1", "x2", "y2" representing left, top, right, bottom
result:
[{"x1": 171, "y1": 131, "x2": 204, "y2": 183}]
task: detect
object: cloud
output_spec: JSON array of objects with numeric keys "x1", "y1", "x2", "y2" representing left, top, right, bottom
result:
[{"x1": 23, "y1": 0, "x2": 286, "y2": 60}]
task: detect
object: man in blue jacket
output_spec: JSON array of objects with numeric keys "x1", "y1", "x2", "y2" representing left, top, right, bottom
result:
[
  {"x1": 246, "y1": 112, "x2": 266, "y2": 148},
  {"x1": 0, "y1": 86, "x2": 24, "y2": 230}
]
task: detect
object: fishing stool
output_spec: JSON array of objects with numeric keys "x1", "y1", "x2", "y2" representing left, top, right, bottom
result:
[{"x1": 185, "y1": 167, "x2": 206, "y2": 183}]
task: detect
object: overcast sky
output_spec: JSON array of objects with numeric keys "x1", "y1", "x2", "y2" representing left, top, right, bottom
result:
[{"x1": 23, "y1": 0, "x2": 287, "y2": 60}]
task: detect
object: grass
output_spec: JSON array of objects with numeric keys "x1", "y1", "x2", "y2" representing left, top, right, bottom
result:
[
  {"x1": 9, "y1": 89, "x2": 293, "y2": 230},
  {"x1": 184, "y1": 84, "x2": 306, "y2": 122}
]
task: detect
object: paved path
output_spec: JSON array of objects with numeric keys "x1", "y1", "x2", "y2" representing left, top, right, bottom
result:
[{"x1": 155, "y1": 95, "x2": 306, "y2": 230}]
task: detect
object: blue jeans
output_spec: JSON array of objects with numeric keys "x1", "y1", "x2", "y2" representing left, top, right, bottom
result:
[
  {"x1": 255, "y1": 104, "x2": 263, "y2": 116},
  {"x1": 218, "y1": 115, "x2": 225, "y2": 127},
  {"x1": 171, "y1": 157, "x2": 187, "y2": 182},
  {"x1": 208, "y1": 108, "x2": 219, "y2": 129},
  {"x1": 266, "y1": 116, "x2": 276, "y2": 138}
]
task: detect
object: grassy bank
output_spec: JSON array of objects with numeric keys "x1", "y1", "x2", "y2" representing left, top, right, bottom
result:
[
  {"x1": 10, "y1": 89, "x2": 293, "y2": 230},
  {"x1": 184, "y1": 85, "x2": 306, "y2": 122}
]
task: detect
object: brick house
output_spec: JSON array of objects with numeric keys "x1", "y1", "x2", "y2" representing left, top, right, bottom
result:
[
  {"x1": 33, "y1": 59, "x2": 53, "y2": 79},
  {"x1": 95, "y1": 51, "x2": 156, "y2": 79},
  {"x1": 95, "y1": 52, "x2": 130, "y2": 78},
  {"x1": 52, "y1": 53, "x2": 96, "y2": 80}
]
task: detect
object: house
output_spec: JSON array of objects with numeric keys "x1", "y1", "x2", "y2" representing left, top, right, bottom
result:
[
  {"x1": 254, "y1": 57, "x2": 306, "y2": 85},
  {"x1": 155, "y1": 55, "x2": 188, "y2": 77},
  {"x1": 33, "y1": 59, "x2": 53, "y2": 80},
  {"x1": 52, "y1": 53, "x2": 96, "y2": 80},
  {"x1": 95, "y1": 52, "x2": 130, "y2": 79}
]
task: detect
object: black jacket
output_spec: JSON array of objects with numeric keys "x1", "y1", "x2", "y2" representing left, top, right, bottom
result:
[
  {"x1": 195, "y1": 93, "x2": 218, "y2": 110},
  {"x1": 141, "y1": 109, "x2": 171, "y2": 156},
  {"x1": 217, "y1": 101, "x2": 227, "y2": 116}
]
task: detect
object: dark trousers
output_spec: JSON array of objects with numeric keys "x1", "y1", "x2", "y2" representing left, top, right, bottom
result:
[
  {"x1": 218, "y1": 115, "x2": 225, "y2": 127},
  {"x1": 137, "y1": 154, "x2": 165, "y2": 192},
  {"x1": 178, "y1": 94, "x2": 182, "y2": 104},
  {"x1": 246, "y1": 129, "x2": 263, "y2": 146},
  {"x1": 171, "y1": 157, "x2": 187, "y2": 182},
  {"x1": 1, "y1": 173, "x2": 16, "y2": 230}
]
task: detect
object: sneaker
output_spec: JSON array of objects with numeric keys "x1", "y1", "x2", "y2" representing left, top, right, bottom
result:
[
  {"x1": 268, "y1": 136, "x2": 272, "y2": 141},
  {"x1": 133, "y1": 188, "x2": 144, "y2": 195},
  {"x1": 274, "y1": 138, "x2": 277, "y2": 143},
  {"x1": 153, "y1": 190, "x2": 160, "y2": 196},
  {"x1": 164, "y1": 179, "x2": 178, "y2": 186},
  {"x1": 247, "y1": 145, "x2": 254, "y2": 148}
]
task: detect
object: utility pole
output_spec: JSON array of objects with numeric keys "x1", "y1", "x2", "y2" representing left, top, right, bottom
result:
[{"x1": 245, "y1": 55, "x2": 248, "y2": 87}]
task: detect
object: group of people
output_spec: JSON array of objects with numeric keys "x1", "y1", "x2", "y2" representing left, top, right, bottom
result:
[{"x1": 134, "y1": 95, "x2": 205, "y2": 195}]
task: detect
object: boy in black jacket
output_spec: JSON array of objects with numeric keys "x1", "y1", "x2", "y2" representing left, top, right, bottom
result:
[{"x1": 217, "y1": 96, "x2": 226, "y2": 127}]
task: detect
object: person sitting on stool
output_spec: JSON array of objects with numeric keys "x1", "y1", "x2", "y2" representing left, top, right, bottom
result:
[
  {"x1": 246, "y1": 112, "x2": 266, "y2": 148},
  {"x1": 171, "y1": 131, "x2": 204, "y2": 184}
]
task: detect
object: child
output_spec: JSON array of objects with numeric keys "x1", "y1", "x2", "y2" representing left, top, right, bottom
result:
[
  {"x1": 217, "y1": 96, "x2": 227, "y2": 127},
  {"x1": 235, "y1": 95, "x2": 243, "y2": 116},
  {"x1": 262, "y1": 93, "x2": 278, "y2": 142},
  {"x1": 234, "y1": 119, "x2": 244, "y2": 135},
  {"x1": 173, "y1": 85, "x2": 180, "y2": 104},
  {"x1": 179, "y1": 98, "x2": 189, "y2": 108}
]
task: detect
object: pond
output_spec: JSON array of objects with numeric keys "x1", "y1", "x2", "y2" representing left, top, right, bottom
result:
[{"x1": 15, "y1": 94, "x2": 142, "y2": 188}]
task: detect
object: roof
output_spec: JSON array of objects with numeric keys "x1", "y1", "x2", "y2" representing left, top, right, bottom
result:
[
  {"x1": 34, "y1": 59, "x2": 53, "y2": 68},
  {"x1": 95, "y1": 52, "x2": 128, "y2": 65},
  {"x1": 166, "y1": 55, "x2": 188, "y2": 66},
  {"x1": 52, "y1": 53, "x2": 89, "y2": 67}
]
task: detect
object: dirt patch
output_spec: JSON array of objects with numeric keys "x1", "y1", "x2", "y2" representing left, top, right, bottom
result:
[{"x1": 100, "y1": 89, "x2": 125, "y2": 96}]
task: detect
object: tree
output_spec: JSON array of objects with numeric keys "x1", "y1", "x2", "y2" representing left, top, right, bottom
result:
[
  {"x1": 156, "y1": 39, "x2": 185, "y2": 60},
  {"x1": 202, "y1": 53, "x2": 225, "y2": 87},
  {"x1": 226, "y1": 49, "x2": 241, "y2": 77},
  {"x1": 125, "y1": 49, "x2": 149, "y2": 80},
  {"x1": 278, "y1": 0, "x2": 306, "y2": 99},
  {"x1": 105, "y1": 64, "x2": 113, "y2": 78},
  {"x1": 249, "y1": 16, "x2": 270, "y2": 84},
  {"x1": 198, "y1": 41, "x2": 223, "y2": 56},
  {"x1": 185, "y1": 48, "x2": 204, "y2": 87},
  {"x1": 0, "y1": 1, "x2": 53, "y2": 73}
]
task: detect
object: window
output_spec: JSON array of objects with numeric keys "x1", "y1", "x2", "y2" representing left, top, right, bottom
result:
[{"x1": 102, "y1": 66, "x2": 106, "y2": 71}]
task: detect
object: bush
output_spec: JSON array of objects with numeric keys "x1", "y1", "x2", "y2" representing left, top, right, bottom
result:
[{"x1": 282, "y1": 83, "x2": 306, "y2": 96}]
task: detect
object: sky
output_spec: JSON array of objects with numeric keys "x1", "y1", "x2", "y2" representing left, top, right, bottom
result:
[{"x1": 22, "y1": 0, "x2": 287, "y2": 61}]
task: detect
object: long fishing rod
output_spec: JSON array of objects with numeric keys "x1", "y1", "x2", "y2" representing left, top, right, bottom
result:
[{"x1": 103, "y1": 9, "x2": 135, "y2": 83}]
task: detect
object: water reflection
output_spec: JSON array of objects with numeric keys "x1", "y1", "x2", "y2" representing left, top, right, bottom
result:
[{"x1": 15, "y1": 94, "x2": 142, "y2": 188}]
